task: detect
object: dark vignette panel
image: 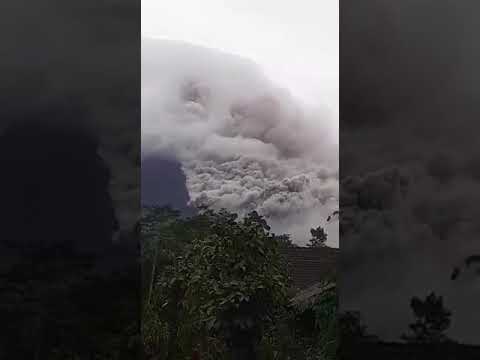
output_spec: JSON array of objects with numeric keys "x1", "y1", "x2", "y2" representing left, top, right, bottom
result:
[
  {"x1": 340, "y1": 1, "x2": 480, "y2": 359},
  {"x1": 0, "y1": 0, "x2": 140, "y2": 358}
]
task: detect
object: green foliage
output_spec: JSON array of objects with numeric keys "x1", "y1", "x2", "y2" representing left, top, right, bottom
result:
[
  {"x1": 273, "y1": 234, "x2": 298, "y2": 248},
  {"x1": 298, "y1": 282, "x2": 337, "y2": 360},
  {"x1": 258, "y1": 281, "x2": 338, "y2": 360},
  {"x1": 173, "y1": 209, "x2": 289, "y2": 358},
  {"x1": 141, "y1": 206, "x2": 337, "y2": 360},
  {"x1": 141, "y1": 206, "x2": 187, "y2": 265},
  {"x1": 308, "y1": 226, "x2": 327, "y2": 248},
  {"x1": 310, "y1": 283, "x2": 337, "y2": 359}
]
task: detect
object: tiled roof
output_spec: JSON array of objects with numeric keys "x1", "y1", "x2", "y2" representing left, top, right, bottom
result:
[
  {"x1": 291, "y1": 282, "x2": 336, "y2": 308},
  {"x1": 280, "y1": 247, "x2": 338, "y2": 291}
]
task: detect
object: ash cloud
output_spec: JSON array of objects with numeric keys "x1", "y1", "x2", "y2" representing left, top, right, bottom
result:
[
  {"x1": 341, "y1": 164, "x2": 480, "y2": 343},
  {"x1": 142, "y1": 38, "x2": 338, "y2": 245},
  {"x1": 0, "y1": 0, "x2": 140, "y2": 239},
  {"x1": 341, "y1": 0, "x2": 480, "y2": 343}
]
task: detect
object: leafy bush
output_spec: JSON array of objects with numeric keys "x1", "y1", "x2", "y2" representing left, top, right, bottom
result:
[{"x1": 141, "y1": 206, "x2": 337, "y2": 360}]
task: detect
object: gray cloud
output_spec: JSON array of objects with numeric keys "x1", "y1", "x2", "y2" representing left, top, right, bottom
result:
[
  {"x1": 340, "y1": 163, "x2": 480, "y2": 343},
  {"x1": 340, "y1": 1, "x2": 480, "y2": 343},
  {"x1": 0, "y1": 0, "x2": 140, "y2": 238},
  {"x1": 142, "y1": 38, "x2": 338, "y2": 245}
]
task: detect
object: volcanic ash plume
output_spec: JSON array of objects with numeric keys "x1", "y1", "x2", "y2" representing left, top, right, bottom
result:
[{"x1": 142, "y1": 39, "x2": 338, "y2": 245}]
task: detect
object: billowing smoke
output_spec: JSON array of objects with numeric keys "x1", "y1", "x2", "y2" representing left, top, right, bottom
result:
[
  {"x1": 341, "y1": 162, "x2": 480, "y2": 343},
  {"x1": 142, "y1": 38, "x2": 338, "y2": 245},
  {"x1": 0, "y1": 0, "x2": 140, "y2": 240},
  {"x1": 341, "y1": 0, "x2": 480, "y2": 343}
]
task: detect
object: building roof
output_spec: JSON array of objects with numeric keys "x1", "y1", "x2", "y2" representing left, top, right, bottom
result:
[
  {"x1": 280, "y1": 246, "x2": 338, "y2": 291},
  {"x1": 291, "y1": 281, "x2": 336, "y2": 309}
]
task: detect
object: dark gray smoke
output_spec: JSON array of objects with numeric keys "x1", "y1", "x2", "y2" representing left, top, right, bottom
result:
[
  {"x1": 341, "y1": 0, "x2": 480, "y2": 343},
  {"x1": 1, "y1": 0, "x2": 140, "y2": 238}
]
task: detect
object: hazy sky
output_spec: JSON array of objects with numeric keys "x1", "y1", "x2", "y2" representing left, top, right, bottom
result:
[{"x1": 142, "y1": 0, "x2": 338, "y2": 115}]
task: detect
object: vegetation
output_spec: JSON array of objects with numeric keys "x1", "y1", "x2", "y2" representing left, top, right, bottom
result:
[
  {"x1": 307, "y1": 226, "x2": 328, "y2": 248},
  {"x1": 141, "y1": 206, "x2": 337, "y2": 360}
]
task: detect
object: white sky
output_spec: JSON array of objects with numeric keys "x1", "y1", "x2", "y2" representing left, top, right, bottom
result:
[{"x1": 142, "y1": 0, "x2": 338, "y2": 115}]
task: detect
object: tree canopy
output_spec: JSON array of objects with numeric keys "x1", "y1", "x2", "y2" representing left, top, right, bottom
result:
[{"x1": 142, "y1": 206, "x2": 337, "y2": 360}]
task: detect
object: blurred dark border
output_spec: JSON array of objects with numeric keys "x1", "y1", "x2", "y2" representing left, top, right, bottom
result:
[
  {"x1": 0, "y1": 1, "x2": 140, "y2": 358},
  {"x1": 340, "y1": 1, "x2": 480, "y2": 358}
]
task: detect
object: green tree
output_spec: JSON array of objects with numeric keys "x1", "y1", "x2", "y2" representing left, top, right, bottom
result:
[
  {"x1": 141, "y1": 206, "x2": 215, "y2": 359},
  {"x1": 293, "y1": 281, "x2": 338, "y2": 360},
  {"x1": 273, "y1": 233, "x2": 298, "y2": 248},
  {"x1": 308, "y1": 226, "x2": 328, "y2": 248},
  {"x1": 175, "y1": 209, "x2": 290, "y2": 360},
  {"x1": 141, "y1": 207, "x2": 339, "y2": 359},
  {"x1": 141, "y1": 206, "x2": 181, "y2": 307}
]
